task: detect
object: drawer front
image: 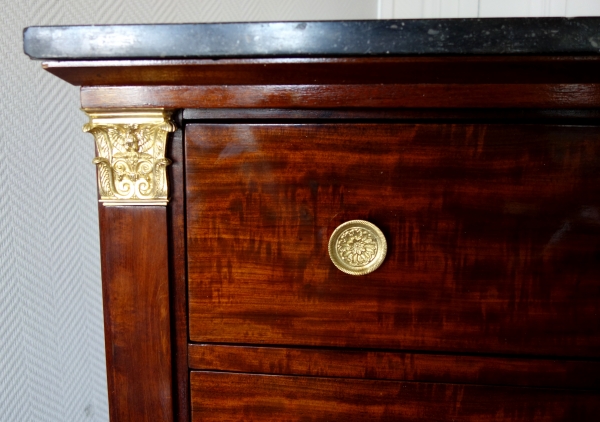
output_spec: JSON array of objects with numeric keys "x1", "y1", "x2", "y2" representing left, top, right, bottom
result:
[
  {"x1": 188, "y1": 344, "x2": 600, "y2": 390},
  {"x1": 190, "y1": 371, "x2": 600, "y2": 421},
  {"x1": 186, "y1": 123, "x2": 600, "y2": 356}
]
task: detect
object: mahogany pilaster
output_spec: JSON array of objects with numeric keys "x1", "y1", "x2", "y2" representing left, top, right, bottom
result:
[{"x1": 99, "y1": 205, "x2": 173, "y2": 421}]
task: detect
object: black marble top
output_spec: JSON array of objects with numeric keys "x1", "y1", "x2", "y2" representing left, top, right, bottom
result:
[{"x1": 24, "y1": 18, "x2": 600, "y2": 60}]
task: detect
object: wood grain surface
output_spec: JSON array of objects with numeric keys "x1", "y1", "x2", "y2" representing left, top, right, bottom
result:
[
  {"x1": 182, "y1": 108, "x2": 600, "y2": 123},
  {"x1": 80, "y1": 83, "x2": 600, "y2": 109},
  {"x1": 166, "y1": 129, "x2": 190, "y2": 422},
  {"x1": 45, "y1": 56, "x2": 600, "y2": 86},
  {"x1": 186, "y1": 123, "x2": 600, "y2": 357},
  {"x1": 190, "y1": 371, "x2": 600, "y2": 421},
  {"x1": 188, "y1": 344, "x2": 600, "y2": 389},
  {"x1": 99, "y1": 206, "x2": 173, "y2": 421}
]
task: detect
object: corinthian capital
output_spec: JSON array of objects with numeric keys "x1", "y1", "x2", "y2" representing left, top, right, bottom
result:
[{"x1": 83, "y1": 109, "x2": 176, "y2": 206}]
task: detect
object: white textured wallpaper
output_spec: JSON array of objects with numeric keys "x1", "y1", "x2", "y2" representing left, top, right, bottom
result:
[
  {"x1": 380, "y1": 0, "x2": 600, "y2": 18},
  {"x1": 0, "y1": 1, "x2": 376, "y2": 422}
]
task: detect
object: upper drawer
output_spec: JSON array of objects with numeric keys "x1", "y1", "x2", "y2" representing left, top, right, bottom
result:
[{"x1": 185, "y1": 123, "x2": 600, "y2": 357}]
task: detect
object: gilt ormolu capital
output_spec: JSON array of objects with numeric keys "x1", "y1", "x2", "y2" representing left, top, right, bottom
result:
[{"x1": 83, "y1": 109, "x2": 176, "y2": 206}]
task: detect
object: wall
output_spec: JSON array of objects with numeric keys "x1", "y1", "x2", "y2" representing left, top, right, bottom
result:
[
  {"x1": 379, "y1": 0, "x2": 600, "y2": 18},
  {"x1": 0, "y1": 2, "x2": 376, "y2": 421}
]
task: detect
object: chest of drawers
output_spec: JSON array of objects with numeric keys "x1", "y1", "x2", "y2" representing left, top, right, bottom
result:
[{"x1": 25, "y1": 18, "x2": 600, "y2": 421}]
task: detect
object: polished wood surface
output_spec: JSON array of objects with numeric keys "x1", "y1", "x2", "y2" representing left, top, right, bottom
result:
[
  {"x1": 186, "y1": 123, "x2": 600, "y2": 356},
  {"x1": 166, "y1": 129, "x2": 190, "y2": 422},
  {"x1": 182, "y1": 108, "x2": 600, "y2": 122},
  {"x1": 189, "y1": 344, "x2": 600, "y2": 389},
  {"x1": 190, "y1": 371, "x2": 600, "y2": 421},
  {"x1": 44, "y1": 56, "x2": 600, "y2": 86},
  {"x1": 99, "y1": 206, "x2": 173, "y2": 421},
  {"x1": 80, "y1": 83, "x2": 600, "y2": 109}
]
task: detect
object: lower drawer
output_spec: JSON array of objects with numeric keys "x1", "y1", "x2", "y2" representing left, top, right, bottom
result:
[{"x1": 191, "y1": 371, "x2": 600, "y2": 421}]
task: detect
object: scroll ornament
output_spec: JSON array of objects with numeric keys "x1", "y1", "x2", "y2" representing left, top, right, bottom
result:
[{"x1": 83, "y1": 110, "x2": 176, "y2": 206}]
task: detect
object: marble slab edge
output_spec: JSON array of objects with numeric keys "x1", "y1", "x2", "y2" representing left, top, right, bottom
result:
[{"x1": 23, "y1": 18, "x2": 600, "y2": 60}]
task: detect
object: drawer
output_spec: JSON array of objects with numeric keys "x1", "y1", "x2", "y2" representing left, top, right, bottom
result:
[
  {"x1": 185, "y1": 123, "x2": 600, "y2": 356},
  {"x1": 188, "y1": 344, "x2": 600, "y2": 390},
  {"x1": 190, "y1": 371, "x2": 600, "y2": 421}
]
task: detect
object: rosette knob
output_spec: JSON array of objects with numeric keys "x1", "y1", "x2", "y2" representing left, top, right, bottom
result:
[{"x1": 328, "y1": 220, "x2": 387, "y2": 276}]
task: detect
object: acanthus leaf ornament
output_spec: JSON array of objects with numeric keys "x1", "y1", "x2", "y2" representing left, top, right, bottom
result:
[{"x1": 83, "y1": 109, "x2": 176, "y2": 206}]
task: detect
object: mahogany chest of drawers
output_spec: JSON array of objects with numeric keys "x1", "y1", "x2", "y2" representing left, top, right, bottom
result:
[{"x1": 25, "y1": 18, "x2": 600, "y2": 421}]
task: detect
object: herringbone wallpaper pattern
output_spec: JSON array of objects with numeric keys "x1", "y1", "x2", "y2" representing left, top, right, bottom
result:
[{"x1": 0, "y1": 1, "x2": 376, "y2": 421}]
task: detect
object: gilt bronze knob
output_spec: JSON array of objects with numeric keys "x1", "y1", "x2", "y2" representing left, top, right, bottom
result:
[{"x1": 328, "y1": 220, "x2": 387, "y2": 276}]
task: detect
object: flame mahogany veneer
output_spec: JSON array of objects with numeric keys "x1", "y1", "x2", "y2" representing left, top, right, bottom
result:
[{"x1": 184, "y1": 122, "x2": 600, "y2": 420}]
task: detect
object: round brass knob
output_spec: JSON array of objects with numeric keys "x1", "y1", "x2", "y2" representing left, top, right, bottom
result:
[{"x1": 328, "y1": 220, "x2": 387, "y2": 276}]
